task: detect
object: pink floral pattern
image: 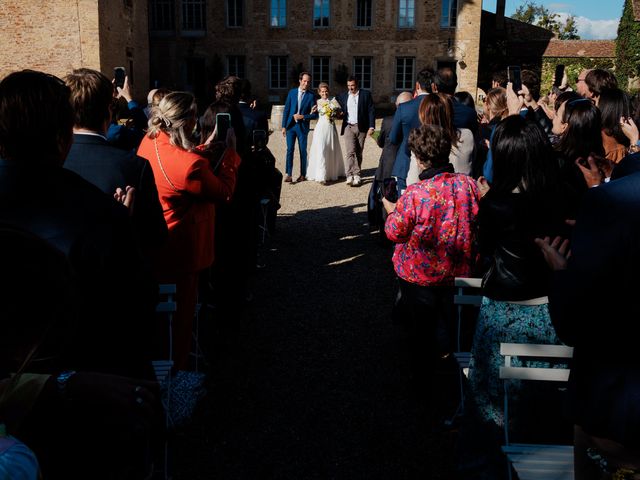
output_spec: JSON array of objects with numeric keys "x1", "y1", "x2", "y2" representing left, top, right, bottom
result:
[{"x1": 385, "y1": 172, "x2": 480, "y2": 286}]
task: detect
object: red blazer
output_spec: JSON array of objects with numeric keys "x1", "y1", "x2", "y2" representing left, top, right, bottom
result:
[{"x1": 137, "y1": 131, "x2": 241, "y2": 275}]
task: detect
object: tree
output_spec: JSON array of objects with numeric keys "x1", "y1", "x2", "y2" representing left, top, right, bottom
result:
[
  {"x1": 511, "y1": 1, "x2": 580, "y2": 40},
  {"x1": 615, "y1": 0, "x2": 640, "y2": 90}
]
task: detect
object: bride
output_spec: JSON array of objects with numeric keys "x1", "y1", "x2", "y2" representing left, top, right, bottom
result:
[{"x1": 307, "y1": 83, "x2": 345, "y2": 184}]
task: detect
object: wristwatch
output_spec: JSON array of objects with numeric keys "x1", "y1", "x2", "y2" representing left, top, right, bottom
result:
[{"x1": 56, "y1": 370, "x2": 77, "y2": 396}]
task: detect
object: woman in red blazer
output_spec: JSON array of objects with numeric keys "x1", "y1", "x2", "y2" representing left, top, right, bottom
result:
[{"x1": 138, "y1": 92, "x2": 241, "y2": 370}]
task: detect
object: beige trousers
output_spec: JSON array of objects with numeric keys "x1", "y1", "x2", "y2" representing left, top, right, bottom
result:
[{"x1": 343, "y1": 123, "x2": 367, "y2": 177}]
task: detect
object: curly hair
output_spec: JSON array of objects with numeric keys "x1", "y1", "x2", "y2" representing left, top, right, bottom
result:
[
  {"x1": 408, "y1": 124, "x2": 452, "y2": 169},
  {"x1": 215, "y1": 76, "x2": 242, "y2": 103}
]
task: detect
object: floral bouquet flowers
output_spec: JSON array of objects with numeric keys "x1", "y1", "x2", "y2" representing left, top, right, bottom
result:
[{"x1": 318, "y1": 98, "x2": 341, "y2": 123}]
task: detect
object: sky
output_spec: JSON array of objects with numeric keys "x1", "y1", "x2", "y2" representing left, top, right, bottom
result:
[{"x1": 482, "y1": 0, "x2": 625, "y2": 39}]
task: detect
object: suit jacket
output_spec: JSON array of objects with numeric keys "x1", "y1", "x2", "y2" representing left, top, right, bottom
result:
[
  {"x1": 282, "y1": 88, "x2": 317, "y2": 132},
  {"x1": 137, "y1": 131, "x2": 241, "y2": 275},
  {"x1": 238, "y1": 102, "x2": 269, "y2": 146},
  {"x1": 389, "y1": 94, "x2": 425, "y2": 181},
  {"x1": 0, "y1": 160, "x2": 157, "y2": 378},
  {"x1": 65, "y1": 133, "x2": 167, "y2": 250},
  {"x1": 337, "y1": 89, "x2": 376, "y2": 135},
  {"x1": 452, "y1": 97, "x2": 478, "y2": 132},
  {"x1": 549, "y1": 170, "x2": 640, "y2": 446},
  {"x1": 375, "y1": 115, "x2": 399, "y2": 181}
]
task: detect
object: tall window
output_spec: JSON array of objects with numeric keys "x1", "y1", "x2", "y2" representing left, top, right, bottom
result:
[
  {"x1": 395, "y1": 57, "x2": 415, "y2": 90},
  {"x1": 398, "y1": 0, "x2": 415, "y2": 28},
  {"x1": 227, "y1": 56, "x2": 245, "y2": 78},
  {"x1": 149, "y1": 0, "x2": 175, "y2": 31},
  {"x1": 271, "y1": 0, "x2": 286, "y2": 27},
  {"x1": 227, "y1": 0, "x2": 243, "y2": 27},
  {"x1": 353, "y1": 57, "x2": 372, "y2": 90},
  {"x1": 182, "y1": 0, "x2": 206, "y2": 31},
  {"x1": 269, "y1": 56, "x2": 288, "y2": 89},
  {"x1": 313, "y1": 0, "x2": 330, "y2": 27},
  {"x1": 441, "y1": 0, "x2": 458, "y2": 28},
  {"x1": 356, "y1": 0, "x2": 372, "y2": 28},
  {"x1": 311, "y1": 57, "x2": 330, "y2": 88}
]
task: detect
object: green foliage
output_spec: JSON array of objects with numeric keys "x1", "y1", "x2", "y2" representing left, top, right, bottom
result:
[
  {"x1": 540, "y1": 57, "x2": 615, "y2": 95},
  {"x1": 615, "y1": 0, "x2": 640, "y2": 89},
  {"x1": 511, "y1": 1, "x2": 580, "y2": 40}
]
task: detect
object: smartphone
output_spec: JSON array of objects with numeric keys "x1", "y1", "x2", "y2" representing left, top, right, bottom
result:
[
  {"x1": 114, "y1": 67, "x2": 126, "y2": 89},
  {"x1": 382, "y1": 177, "x2": 398, "y2": 203},
  {"x1": 507, "y1": 65, "x2": 522, "y2": 94},
  {"x1": 554, "y1": 64, "x2": 565, "y2": 87},
  {"x1": 216, "y1": 113, "x2": 231, "y2": 141},
  {"x1": 253, "y1": 129, "x2": 267, "y2": 147}
]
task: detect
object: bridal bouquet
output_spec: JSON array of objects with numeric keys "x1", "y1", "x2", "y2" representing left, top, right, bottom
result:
[{"x1": 318, "y1": 98, "x2": 341, "y2": 123}]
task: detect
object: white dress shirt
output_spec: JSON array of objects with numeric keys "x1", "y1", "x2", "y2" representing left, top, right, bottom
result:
[{"x1": 347, "y1": 91, "x2": 359, "y2": 125}]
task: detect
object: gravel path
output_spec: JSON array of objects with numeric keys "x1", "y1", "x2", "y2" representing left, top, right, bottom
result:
[{"x1": 172, "y1": 120, "x2": 459, "y2": 479}]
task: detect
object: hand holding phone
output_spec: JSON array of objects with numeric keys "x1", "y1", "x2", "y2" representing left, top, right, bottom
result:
[
  {"x1": 507, "y1": 66, "x2": 522, "y2": 95},
  {"x1": 114, "y1": 67, "x2": 126, "y2": 89},
  {"x1": 216, "y1": 113, "x2": 231, "y2": 143},
  {"x1": 553, "y1": 64, "x2": 565, "y2": 87},
  {"x1": 382, "y1": 177, "x2": 398, "y2": 203}
]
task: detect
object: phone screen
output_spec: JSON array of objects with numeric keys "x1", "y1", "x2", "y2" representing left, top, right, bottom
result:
[
  {"x1": 253, "y1": 129, "x2": 267, "y2": 147},
  {"x1": 507, "y1": 66, "x2": 522, "y2": 94},
  {"x1": 554, "y1": 64, "x2": 565, "y2": 87},
  {"x1": 216, "y1": 113, "x2": 231, "y2": 141},
  {"x1": 382, "y1": 178, "x2": 398, "y2": 203},
  {"x1": 114, "y1": 67, "x2": 126, "y2": 89}
]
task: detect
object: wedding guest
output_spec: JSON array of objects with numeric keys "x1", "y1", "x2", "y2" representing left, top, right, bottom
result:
[
  {"x1": 406, "y1": 93, "x2": 474, "y2": 184},
  {"x1": 536, "y1": 168, "x2": 640, "y2": 479},
  {"x1": 584, "y1": 68, "x2": 618, "y2": 105},
  {"x1": 458, "y1": 115, "x2": 571, "y2": 478},
  {"x1": 0, "y1": 69, "x2": 157, "y2": 379},
  {"x1": 599, "y1": 88, "x2": 631, "y2": 163},
  {"x1": 63, "y1": 68, "x2": 167, "y2": 255},
  {"x1": 479, "y1": 87, "x2": 508, "y2": 180},
  {"x1": 384, "y1": 124, "x2": 480, "y2": 383},
  {"x1": 137, "y1": 92, "x2": 241, "y2": 370}
]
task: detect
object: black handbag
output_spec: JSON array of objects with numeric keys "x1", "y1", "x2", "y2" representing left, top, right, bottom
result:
[{"x1": 367, "y1": 179, "x2": 383, "y2": 228}]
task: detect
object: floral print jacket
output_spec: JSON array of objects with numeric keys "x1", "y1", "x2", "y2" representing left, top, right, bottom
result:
[{"x1": 385, "y1": 172, "x2": 480, "y2": 286}]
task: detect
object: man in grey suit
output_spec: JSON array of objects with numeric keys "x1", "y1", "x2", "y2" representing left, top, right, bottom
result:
[{"x1": 337, "y1": 76, "x2": 375, "y2": 187}]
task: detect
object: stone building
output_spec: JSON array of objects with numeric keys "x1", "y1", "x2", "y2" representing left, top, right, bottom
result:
[
  {"x1": 149, "y1": 0, "x2": 483, "y2": 108},
  {"x1": 0, "y1": 0, "x2": 149, "y2": 96}
]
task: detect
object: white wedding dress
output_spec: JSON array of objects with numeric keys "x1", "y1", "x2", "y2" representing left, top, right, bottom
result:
[{"x1": 307, "y1": 99, "x2": 345, "y2": 183}]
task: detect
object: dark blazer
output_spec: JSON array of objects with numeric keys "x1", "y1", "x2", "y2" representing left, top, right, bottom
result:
[
  {"x1": 282, "y1": 88, "x2": 317, "y2": 132},
  {"x1": 452, "y1": 97, "x2": 478, "y2": 132},
  {"x1": 389, "y1": 94, "x2": 425, "y2": 182},
  {"x1": 548, "y1": 170, "x2": 640, "y2": 446},
  {"x1": 375, "y1": 115, "x2": 399, "y2": 181},
  {"x1": 0, "y1": 160, "x2": 157, "y2": 378},
  {"x1": 65, "y1": 133, "x2": 167, "y2": 250},
  {"x1": 336, "y1": 89, "x2": 375, "y2": 135},
  {"x1": 238, "y1": 102, "x2": 269, "y2": 146}
]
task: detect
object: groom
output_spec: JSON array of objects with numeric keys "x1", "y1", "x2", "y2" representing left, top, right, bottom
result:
[{"x1": 282, "y1": 71, "x2": 317, "y2": 183}]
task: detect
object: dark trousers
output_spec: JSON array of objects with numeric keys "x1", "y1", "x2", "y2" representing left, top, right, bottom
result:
[
  {"x1": 285, "y1": 123, "x2": 308, "y2": 176},
  {"x1": 397, "y1": 279, "x2": 455, "y2": 381}
]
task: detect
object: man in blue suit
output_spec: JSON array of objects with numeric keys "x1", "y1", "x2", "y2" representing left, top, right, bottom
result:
[
  {"x1": 281, "y1": 71, "x2": 317, "y2": 183},
  {"x1": 390, "y1": 68, "x2": 434, "y2": 194}
]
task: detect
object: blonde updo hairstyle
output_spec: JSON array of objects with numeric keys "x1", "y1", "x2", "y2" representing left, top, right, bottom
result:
[{"x1": 147, "y1": 91, "x2": 198, "y2": 151}]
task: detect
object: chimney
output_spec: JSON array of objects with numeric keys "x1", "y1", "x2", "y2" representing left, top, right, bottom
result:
[{"x1": 496, "y1": 0, "x2": 506, "y2": 30}]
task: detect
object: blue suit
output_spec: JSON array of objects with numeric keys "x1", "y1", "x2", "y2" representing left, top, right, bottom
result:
[
  {"x1": 389, "y1": 94, "x2": 425, "y2": 192},
  {"x1": 282, "y1": 88, "x2": 317, "y2": 176}
]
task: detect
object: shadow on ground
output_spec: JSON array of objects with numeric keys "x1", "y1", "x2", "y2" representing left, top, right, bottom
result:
[{"x1": 172, "y1": 204, "x2": 459, "y2": 480}]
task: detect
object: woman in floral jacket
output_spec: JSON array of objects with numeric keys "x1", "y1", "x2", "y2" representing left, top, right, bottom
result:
[{"x1": 383, "y1": 124, "x2": 481, "y2": 379}]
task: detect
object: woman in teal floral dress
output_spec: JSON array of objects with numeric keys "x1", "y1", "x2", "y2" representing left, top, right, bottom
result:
[{"x1": 460, "y1": 116, "x2": 572, "y2": 477}]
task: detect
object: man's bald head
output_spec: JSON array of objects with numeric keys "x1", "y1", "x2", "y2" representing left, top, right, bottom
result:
[{"x1": 396, "y1": 91, "x2": 413, "y2": 107}]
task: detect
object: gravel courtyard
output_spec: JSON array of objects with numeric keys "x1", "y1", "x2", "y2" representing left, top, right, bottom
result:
[{"x1": 172, "y1": 119, "x2": 460, "y2": 479}]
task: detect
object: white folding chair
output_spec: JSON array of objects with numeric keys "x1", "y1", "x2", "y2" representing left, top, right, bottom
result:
[{"x1": 499, "y1": 342, "x2": 575, "y2": 480}]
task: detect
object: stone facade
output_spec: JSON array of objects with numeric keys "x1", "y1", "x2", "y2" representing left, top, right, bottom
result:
[
  {"x1": 149, "y1": 0, "x2": 482, "y2": 108},
  {"x1": 0, "y1": 0, "x2": 148, "y2": 101}
]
